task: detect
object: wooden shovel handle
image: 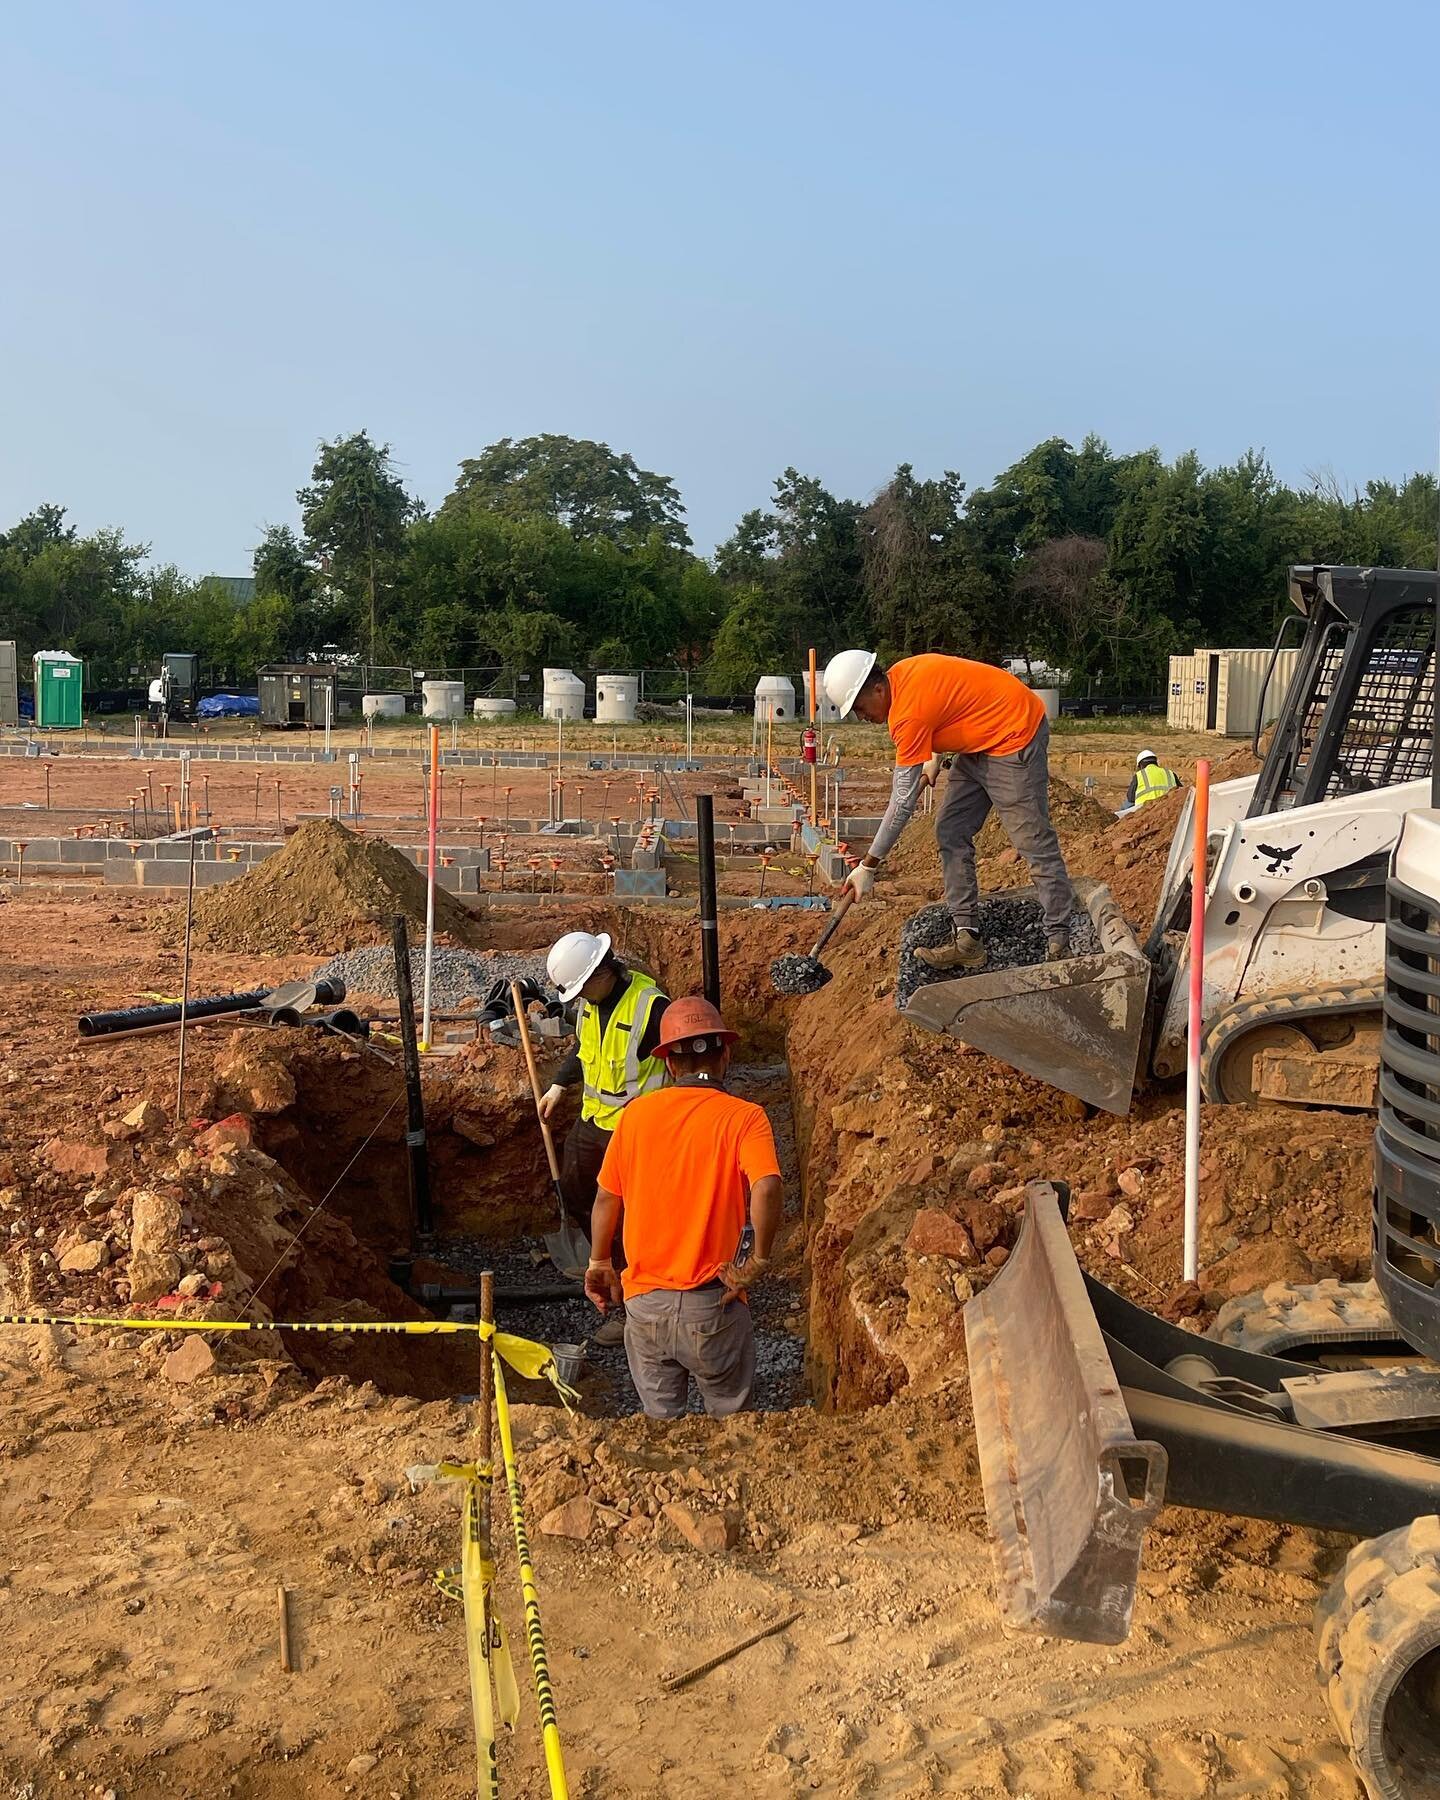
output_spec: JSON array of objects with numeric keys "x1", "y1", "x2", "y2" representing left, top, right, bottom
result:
[
  {"x1": 511, "y1": 980, "x2": 564, "y2": 1184},
  {"x1": 809, "y1": 886, "x2": 856, "y2": 957}
]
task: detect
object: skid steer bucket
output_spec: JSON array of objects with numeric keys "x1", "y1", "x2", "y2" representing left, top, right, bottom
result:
[
  {"x1": 964, "y1": 1185, "x2": 1167, "y2": 1644},
  {"x1": 898, "y1": 879, "x2": 1151, "y2": 1113}
]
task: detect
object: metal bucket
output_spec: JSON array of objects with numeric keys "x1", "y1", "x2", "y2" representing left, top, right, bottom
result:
[{"x1": 552, "y1": 1342, "x2": 587, "y2": 1385}]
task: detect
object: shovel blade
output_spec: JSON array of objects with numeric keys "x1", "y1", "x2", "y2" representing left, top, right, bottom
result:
[{"x1": 899, "y1": 880, "x2": 1150, "y2": 1114}]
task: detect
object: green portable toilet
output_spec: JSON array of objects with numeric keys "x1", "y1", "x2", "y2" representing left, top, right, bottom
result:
[{"x1": 33, "y1": 651, "x2": 84, "y2": 729}]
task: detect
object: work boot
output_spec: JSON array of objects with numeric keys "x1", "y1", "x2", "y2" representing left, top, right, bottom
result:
[
  {"x1": 915, "y1": 927, "x2": 987, "y2": 973},
  {"x1": 1045, "y1": 933, "x2": 1069, "y2": 963},
  {"x1": 592, "y1": 1309, "x2": 627, "y2": 1347}
]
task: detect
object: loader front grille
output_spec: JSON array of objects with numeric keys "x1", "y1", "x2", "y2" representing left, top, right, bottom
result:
[{"x1": 1376, "y1": 873, "x2": 1440, "y2": 1358}]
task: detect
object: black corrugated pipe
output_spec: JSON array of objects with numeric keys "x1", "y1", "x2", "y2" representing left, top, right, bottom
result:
[
  {"x1": 697, "y1": 791, "x2": 721, "y2": 1008},
  {"x1": 392, "y1": 915, "x2": 434, "y2": 1243},
  {"x1": 78, "y1": 989, "x2": 270, "y2": 1037}
]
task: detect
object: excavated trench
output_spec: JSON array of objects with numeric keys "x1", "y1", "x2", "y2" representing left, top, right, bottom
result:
[
  {"x1": 204, "y1": 898, "x2": 1103, "y2": 1417},
  {"x1": 219, "y1": 906, "x2": 845, "y2": 1412}
]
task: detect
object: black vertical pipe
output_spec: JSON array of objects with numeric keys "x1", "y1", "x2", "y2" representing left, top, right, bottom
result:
[
  {"x1": 392, "y1": 914, "x2": 433, "y2": 1242},
  {"x1": 697, "y1": 792, "x2": 721, "y2": 1007}
]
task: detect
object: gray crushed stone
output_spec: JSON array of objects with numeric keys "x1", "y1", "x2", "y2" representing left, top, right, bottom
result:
[
  {"x1": 440, "y1": 1234, "x2": 805, "y2": 1416},
  {"x1": 312, "y1": 945, "x2": 550, "y2": 1006},
  {"x1": 896, "y1": 896, "x2": 1101, "y2": 1010},
  {"x1": 770, "y1": 954, "x2": 828, "y2": 996}
]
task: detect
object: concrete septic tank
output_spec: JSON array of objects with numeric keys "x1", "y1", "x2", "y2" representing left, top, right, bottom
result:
[
  {"x1": 542, "y1": 670, "x2": 585, "y2": 722},
  {"x1": 421, "y1": 680, "x2": 465, "y2": 722},
  {"x1": 595, "y1": 675, "x2": 639, "y2": 723},
  {"x1": 754, "y1": 675, "x2": 796, "y2": 722},
  {"x1": 362, "y1": 694, "x2": 406, "y2": 721},
  {"x1": 474, "y1": 696, "x2": 518, "y2": 721}
]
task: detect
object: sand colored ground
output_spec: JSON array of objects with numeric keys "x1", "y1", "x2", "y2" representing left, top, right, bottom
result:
[{"x1": 0, "y1": 742, "x2": 1384, "y2": 1797}]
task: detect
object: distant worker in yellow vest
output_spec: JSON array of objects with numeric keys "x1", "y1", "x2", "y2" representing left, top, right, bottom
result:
[
  {"x1": 541, "y1": 930, "x2": 669, "y2": 1344},
  {"x1": 1125, "y1": 750, "x2": 1182, "y2": 810}
]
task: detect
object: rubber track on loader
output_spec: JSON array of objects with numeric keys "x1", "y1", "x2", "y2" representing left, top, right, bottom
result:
[
  {"x1": 1314, "y1": 1514, "x2": 1440, "y2": 1799},
  {"x1": 1198, "y1": 982, "x2": 1384, "y2": 1106},
  {"x1": 1208, "y1": 1278, "x2": 1399, "y2": 1357}
]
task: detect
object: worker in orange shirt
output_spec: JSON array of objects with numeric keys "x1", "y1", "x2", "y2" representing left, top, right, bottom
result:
[
  {"x1": 822, "y1": 650, "x2": 1074, "y2": 971},
  {"x1": 583, "y1": 997, "x2": 783, "y2": 1418}
]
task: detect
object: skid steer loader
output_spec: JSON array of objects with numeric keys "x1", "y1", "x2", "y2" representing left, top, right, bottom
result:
[
  {"x1": 900, "y1": 564, "x2": 1438, "y2": 1115},
  {"x1": 964, "y1": 799, "x2": 1440, "y2": 1799}
]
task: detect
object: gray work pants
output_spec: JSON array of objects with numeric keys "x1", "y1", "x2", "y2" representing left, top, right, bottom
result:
[
  {"x1": 623, "y1": 1285, "x2": 755, "y2": 1418},
  {"x1": 935, "y1": 719, "x2": 1074, "y2": 934}
]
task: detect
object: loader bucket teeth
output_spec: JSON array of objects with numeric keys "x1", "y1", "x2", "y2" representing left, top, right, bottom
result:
[{"x1": 898, "y1": 879, "x2": 1151, "y2": 1114}]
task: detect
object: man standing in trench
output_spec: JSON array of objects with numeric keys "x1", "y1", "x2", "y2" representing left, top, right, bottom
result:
[
  {"x1": 541, "y1": 930, "x2": 669, "y2": 1343},
  {"x1": 584, "y1": 997, "x2": 783, "y2": 1418},
  {"x1": 822, "y1": 649, "x2": 1074, "y2": 971}
]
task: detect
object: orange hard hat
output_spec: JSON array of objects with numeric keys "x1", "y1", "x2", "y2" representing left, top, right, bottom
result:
[{"x1": 653, "y1": 996, "x2": 738, "y2": 1060}]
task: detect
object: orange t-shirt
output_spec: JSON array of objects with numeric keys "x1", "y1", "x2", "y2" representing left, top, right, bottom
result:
[
  {"x1": 597, "y1": 1084, "x2": 781, "y2": 1301},
  {"x1": 886, "y1": 654, "x2": 1045, "y2": 766}
]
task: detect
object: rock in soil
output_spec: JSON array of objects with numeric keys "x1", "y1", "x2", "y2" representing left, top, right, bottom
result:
[{"x1": 895, "y1": 897, "x2": 1101, "y2": 1009}]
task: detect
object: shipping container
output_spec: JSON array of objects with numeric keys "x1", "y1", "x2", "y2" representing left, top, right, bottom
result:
[
  {"x1": 0, "y1": 641, "x2": 17, "y2": 727},
  {"x1": 257, "y1": 663, "x2": 338, "y2": 729},
  {"x1": 1213, "y1": 646, "x2": 1298, "y2": 736},
  {"x1": 1167, "y1": 647, "x2": 1299, "y2": 736},
  {"x1": 1167, "y1": 653, "x2": 1210, "y2": 730},
  {"x1": 33, "y1": 651, "x2": 83, "y2": 729}
]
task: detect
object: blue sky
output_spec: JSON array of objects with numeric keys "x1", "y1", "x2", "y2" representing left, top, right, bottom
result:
[{"x1": 2, "y1": 1, "x2": 1435, "y2": 573}]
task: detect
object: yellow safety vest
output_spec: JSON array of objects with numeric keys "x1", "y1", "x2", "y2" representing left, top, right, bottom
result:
[
  {"x1": 578, "y1": 971, "x2": 667, "y2": 1131},
  {"x1": 1134, "y1": 763, "x2": 1180, "y2": 807}
]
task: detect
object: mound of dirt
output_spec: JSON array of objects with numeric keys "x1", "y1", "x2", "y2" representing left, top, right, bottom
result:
[{"x1": 172, "y1": 819, "x2": 483, "y2": 954}]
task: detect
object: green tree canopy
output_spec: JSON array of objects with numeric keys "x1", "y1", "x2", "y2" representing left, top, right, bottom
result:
[
  {"x1": 298, "y1": 432, "x2": 419, "y2": 665},
  {"x1": 441, "y1": 434, "x2": 690, "y2": 550}
]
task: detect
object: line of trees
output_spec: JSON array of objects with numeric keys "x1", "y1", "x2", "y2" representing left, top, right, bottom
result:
[{"x1": 2, "y1": 432, "x2": 1435, "y2": 695}]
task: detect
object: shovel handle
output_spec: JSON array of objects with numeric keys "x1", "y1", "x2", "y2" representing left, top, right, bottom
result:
[
  {"x1": 511, "y1": 979, "x2": 564, "y2": 1184},
  {"x1": 808, "y1": 887, "x2": 856, "y2": 958}
]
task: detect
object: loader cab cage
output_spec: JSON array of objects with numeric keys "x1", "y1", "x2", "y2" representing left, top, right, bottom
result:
[{"x1": 1249, "y1": 566, "x2": 1437, "y2": 819}]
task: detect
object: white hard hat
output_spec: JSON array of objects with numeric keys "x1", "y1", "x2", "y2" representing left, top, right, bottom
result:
[
  {"x1": 1136, "y1": 749, "x2": 1158, "y2": 765},
  {"x1": 823, "y1": 649, "x2": 879, "y2": 718},
  {"x1": 547, "y1": 930, "x2": 612, "y2": 1003}
]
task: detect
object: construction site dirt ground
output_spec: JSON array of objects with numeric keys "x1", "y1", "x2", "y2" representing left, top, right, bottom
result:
[{"x1": 0, "y1": 745, "x2": 1381, "y2": 1798}]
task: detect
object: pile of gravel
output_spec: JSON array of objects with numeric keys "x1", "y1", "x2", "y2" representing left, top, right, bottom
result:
[
  {"x1": 441, "y1": 1233, "x2": 806, "y2": 1416},
  {"x1": 770, "y1": 953, "x2": 828, "y2": 997},
  {"x1": 896, "y1": 896, "x2": 1101, "y2": 1010},
  {"x1": 312, "y1": 945, "x2": 550, "y2": 1007}
]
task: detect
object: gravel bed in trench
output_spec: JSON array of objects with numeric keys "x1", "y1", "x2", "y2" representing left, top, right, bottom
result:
[
  {"x1": 895, "y1": 896, "x2": 1101, "y2": 1010},
  {"x1": 311, "y1": 945, "x2": 550, "y2": 1006},
  {"x1": 437, "y1": 1234, "x2": 806, "y2": 1416}
]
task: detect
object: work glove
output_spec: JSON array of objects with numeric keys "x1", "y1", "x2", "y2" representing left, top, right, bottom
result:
[
  {"x1": 718, "y1": 1255, "x2": 770, "y2": 1302},
  {"x1": 921, "y1": 754, "x2": 944, "y2": 788},
  {"x1": 538, "y1": 1083, "x2": 566, "y2": 1121},
  {"x1": 844, "y1": 861, "x2": 876, "y2": 901}
]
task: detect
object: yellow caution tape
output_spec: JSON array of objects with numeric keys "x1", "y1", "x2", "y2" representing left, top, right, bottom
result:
[{"x1": 494, "y1": 1352, "x2": 569, "y2": 1800}]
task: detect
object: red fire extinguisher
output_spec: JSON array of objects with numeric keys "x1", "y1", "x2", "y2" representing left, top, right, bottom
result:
[{"x1": 802, "y1": 725, "x2": 817, "y2": 764}]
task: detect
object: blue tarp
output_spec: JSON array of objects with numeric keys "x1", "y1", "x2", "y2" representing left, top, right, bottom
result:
[{"x1": 197, "y1": 694, "x2": 260, "y2": 718}]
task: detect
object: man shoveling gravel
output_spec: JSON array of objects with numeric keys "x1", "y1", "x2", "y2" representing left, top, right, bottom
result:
[{"x1": 821, "y1": 650, "x2": 1076, "y2": 971}]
